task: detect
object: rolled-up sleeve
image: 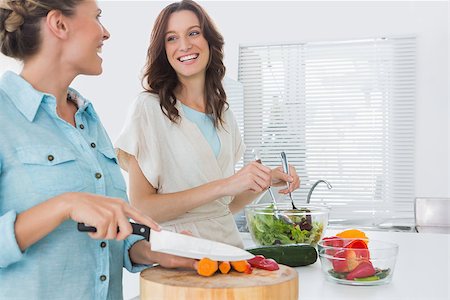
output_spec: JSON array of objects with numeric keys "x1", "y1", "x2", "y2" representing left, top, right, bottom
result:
[
  {"x1": 123, "y1": 234, "x2": 152, "y2": 273},
  {"x1": 115, "y1": 94, "x2": 161, "y2": 190},
  {"x1": 0, "y1": 210, "x2": 24, "y2": 268}
]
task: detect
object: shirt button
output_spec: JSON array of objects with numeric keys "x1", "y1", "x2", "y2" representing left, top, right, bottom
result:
[
  {"x1": 95, "y1": 173, "x2": 102, "y2": 179},
  {"x1": 100, "y1": 241, "x2": 106, "y2": 248},
  {"x1": 90, "y1": 142, "x2": 96, "y2": 148},
  {"x1": 100, "y1": 275, "x2": 107, "y2": 281},
  {"x1": 47, "y1": 155, "x2": 54, "y2": 162},
  {"x1": 79, "y1": 124, "x2": 85, "y2": 129}
]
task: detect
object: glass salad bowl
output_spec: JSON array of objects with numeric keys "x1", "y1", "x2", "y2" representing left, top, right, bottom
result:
[
  {"x1": 245, "y1": 203, "x2": 329, "y2": 246},
  {"x1": 317, "y1": 237, "x2": 399, "y2": 286}
]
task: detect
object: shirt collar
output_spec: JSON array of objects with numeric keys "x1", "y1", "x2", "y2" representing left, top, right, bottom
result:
[
  {"x1": 67, "y1": 87, "x2": 99, "y2": 121},
  {"x1": 0, "y1": 71, "x2": 98, "y2": 122},
  {"x1": 0, "y1": 71, "x2": 45, "y2": 122}
]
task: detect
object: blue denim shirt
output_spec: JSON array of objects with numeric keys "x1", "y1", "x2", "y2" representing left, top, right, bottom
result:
[{"x1": 0, "y1": 71, "x2": 147, "y2": 300}]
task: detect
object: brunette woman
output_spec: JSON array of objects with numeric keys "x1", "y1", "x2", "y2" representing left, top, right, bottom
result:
[{"x1": 116, "y1": 0, "x2": 300, "y2": 248}]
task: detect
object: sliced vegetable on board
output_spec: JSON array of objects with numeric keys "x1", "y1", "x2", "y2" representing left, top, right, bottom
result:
[
  {"x1": 218, "y1": 261, "x2": 231, "y2": 274},
  {"x1": 248, "y1": 255, "x2": 279, "y2": 271},
  {"x1": 231, "y1": 260, "x2": 253, "y2": 274},
  {"x1": 197, "y1": 258, "x2": 218, "y2": 277},
  {"x1": 247, "y1": 255, "x2": 265, "y2": 266}
]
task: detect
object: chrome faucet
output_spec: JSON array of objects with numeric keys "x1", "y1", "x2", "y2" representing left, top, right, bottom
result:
[{"x1": 307, "y1": 180, "x2": 332, "y2": 204}]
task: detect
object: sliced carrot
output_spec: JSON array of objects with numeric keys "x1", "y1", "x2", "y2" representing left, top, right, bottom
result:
[
  {"x1": 219, "y1": 261, "x2": 231, "y2": 274},
  {"x1": 231, "y1": 260, "x2": 251, "y2": 273},
  {"x1": 197, "y1": 258, "x2": 218, "y2": 277}
]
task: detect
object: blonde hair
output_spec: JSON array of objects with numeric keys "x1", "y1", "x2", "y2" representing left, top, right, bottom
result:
[{"x1": 0, "y1": 0, "x2": 81, "y2": 60}]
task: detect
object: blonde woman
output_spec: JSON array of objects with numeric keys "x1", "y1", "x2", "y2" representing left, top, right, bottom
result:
[{"x1": 0, "y1": 1, "x2": 195, "y2": 298}]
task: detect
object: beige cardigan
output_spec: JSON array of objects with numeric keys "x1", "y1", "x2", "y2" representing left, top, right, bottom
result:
[{"x1": 115, "y1": 92, "x2": 246, "y2": 248}]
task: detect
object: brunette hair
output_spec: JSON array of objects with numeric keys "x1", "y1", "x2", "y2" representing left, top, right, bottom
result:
[
  {"x1": 0, "y1": 0, "x2": 81, "y2": 60},
  {"x1": 142, "y1": 0, "x2": 228, "y2": 127}
]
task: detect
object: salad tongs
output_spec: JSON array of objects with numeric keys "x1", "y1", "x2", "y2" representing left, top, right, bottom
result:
[
  {"x1": 281, "y1": 151, "x2": 298, "y2": 210},
  {"x1": 252, "y1": 149, "x2": 293, "y2": 225}
]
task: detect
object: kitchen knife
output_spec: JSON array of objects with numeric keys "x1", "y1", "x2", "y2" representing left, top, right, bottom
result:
[
  {"x1": 78, "y1": 222, "x2": 254, "y2": 262},
  {"x1": 77, "y1": 222, "x2": 150, "y2": 240}
]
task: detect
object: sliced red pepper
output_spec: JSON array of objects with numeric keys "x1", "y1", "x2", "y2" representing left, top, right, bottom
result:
[
  {"x1": 322, "y1": 236, "x2": 344, "y2": 256},
  {"x1": 345, "y1": 239, "x2": 370, "y2": 260},
  {"x1": 332, "y1": 239, "x2": 372, "y2": 273},
  {"x1": 258, "y1": 258, "x2": 279, "y2": 271},
  {"x1": 247, "y1": 255, "x2": 279, "y2": 271},
  {"x1": 332, "y1": 249, "x2": 359, "y2": 272},
  {"x1": 248, "y1": 255, "x2": 266, "y2": 266},
  {"x1": 322, "y1": 236, "x2": 344, "y2": 247},
  {"x1": 345, "y1": 239, "x2": 368, "y2": 249},
  {"x1": 346, "y1": 260, "x2": 376, "y2": 280}
]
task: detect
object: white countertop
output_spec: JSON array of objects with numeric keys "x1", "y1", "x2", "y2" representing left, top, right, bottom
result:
[{"x1": 124, "y1": 230, "x2": 450, "y2": 300}]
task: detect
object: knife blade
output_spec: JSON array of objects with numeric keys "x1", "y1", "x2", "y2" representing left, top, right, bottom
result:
[
  {"x1": 150, "y1": 229, "x2": 254, "y2": 261},
  {"x1": 78, "y1": 222, "x2": 254, "y2": 261}
]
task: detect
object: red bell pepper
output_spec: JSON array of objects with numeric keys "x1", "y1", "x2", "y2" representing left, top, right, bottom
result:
[
  {"x1": 346, "y1": 260, "x2": 376, "y2": 280},
  {"x1": 257, "y1": 258, "x2": 280, "y2": 271},
  {"x1": 322, "y1": 236, "x2": 344, "y2": 247},
  {"x1": 332, "y1": 239, "x2": 371, "y2": 272},
  {"x1": 322, "y1": 236, "x2": 344, "y2": 257},
  {"x1": 332, "y1": 249, "x2": 360, "y2": 272},
  {"x1": 248, "y1": 255, "x2": 265, "y2": 266},
  {"x1": 248, "y1": 255, "x2": 279, "y2": 271},
  {"x1": 345, "y1": 239, "x2": 370, "y2": 260}
]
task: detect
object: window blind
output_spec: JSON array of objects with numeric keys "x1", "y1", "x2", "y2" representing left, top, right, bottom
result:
[{"x1": 237, "y1": 36, "x2": 416, "y2": 227}]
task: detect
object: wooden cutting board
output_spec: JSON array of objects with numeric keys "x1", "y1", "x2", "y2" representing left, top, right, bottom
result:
[{"x1": 140, "y1": 265, "x2": 298, "y2": 300}]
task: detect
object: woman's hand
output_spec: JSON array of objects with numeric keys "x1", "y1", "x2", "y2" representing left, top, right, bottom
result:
[
  {"x1": 221, "y1": 161, "x2": 272, "y2": 196},
  {"x1": 227, "y1": 163, "x2": 300, "y2": 213},
  {"x1": 129, "y1": 239, "x2": 197, "y2": 270},
  {"x1": 148, "y1": 247, "x2": 198, "y2": 269},
  {"x1": 65, "y1": 192, "x2": 160, "y2": 240},
  {"x1": 14, "y1": 192, "x2": 159, "y2": 251},
  {"x1": 270, "y1": 164, "x2": 301, "y2": 194}
]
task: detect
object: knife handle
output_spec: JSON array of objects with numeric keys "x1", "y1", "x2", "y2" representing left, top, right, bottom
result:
[{"x1": 77, "y1": 222, "x2": 151, "y2": 241}]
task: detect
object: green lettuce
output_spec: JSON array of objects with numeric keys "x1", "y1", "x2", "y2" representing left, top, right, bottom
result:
[{"x1": 248, "y1": 205, "x2": 324, "y2": 246}]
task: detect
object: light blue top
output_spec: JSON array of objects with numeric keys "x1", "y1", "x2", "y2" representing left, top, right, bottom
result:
[
  {"x1": 0, "y1": 71, "x2": 147, "y2": 300},
  {"x1": 181, "y1": 103, "x2": 221, "y2": 157}
]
